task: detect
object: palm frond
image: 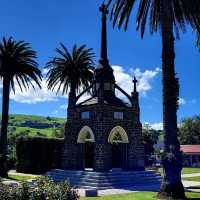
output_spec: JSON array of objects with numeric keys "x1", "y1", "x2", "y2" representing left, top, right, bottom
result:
[
  {"x1": 108, "y1": 0, "x2": 200, "y2": 40},
  {"x1": 0, "y1": 37, "x2": 42, "y2": 92},
  {"x1": 46, "y1": 44, "x2": 95, "y2": 95}
]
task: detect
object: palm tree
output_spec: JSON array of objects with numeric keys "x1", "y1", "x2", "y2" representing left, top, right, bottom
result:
[
  {"x1": 107, "y1": 0, "x2": 200, "y2": 198},
  {"x1": 46, "y1": 44, "x2": 94, "y2": 107},
  {"x1": 0, "y1": 37, "x2": 42, "y2": 177}
]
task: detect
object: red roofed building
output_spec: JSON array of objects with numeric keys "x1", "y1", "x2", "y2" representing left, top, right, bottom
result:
[{"x1": 181, "y1": 145, "x2": 200, "y2": 167}]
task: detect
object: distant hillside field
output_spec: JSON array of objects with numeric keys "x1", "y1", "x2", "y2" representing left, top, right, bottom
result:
[{"x1": 0, "y1": 114, "x2": 65, "y2": 138}]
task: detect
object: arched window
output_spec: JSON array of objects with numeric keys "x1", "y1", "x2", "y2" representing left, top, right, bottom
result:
[
  {"x1": 112, "y1": 131, "x2": 123, "y2": 143},
  {"x1": 108, "y1": 126, "x2": 129, "y2": 144},
  {"x1": 77, "y1": 126, "x2": 95, "y2": 143}
]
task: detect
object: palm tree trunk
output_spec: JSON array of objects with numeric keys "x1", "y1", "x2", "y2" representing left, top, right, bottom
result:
[
  {"x1": 68, "y1": 82, "x2": 76, "y2": 108},
  {"x1": 0, "y1": 77, "x2": 10, "y2": 177},
  {"x1": 158, "y1": 0, "x2": 185, "y2": 199}
]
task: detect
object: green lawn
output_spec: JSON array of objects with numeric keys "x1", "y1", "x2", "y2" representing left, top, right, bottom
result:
[
  {"x1": 81, "y1": 192, "x2": 200, "y2": 200},
  {"x1": 159, "y1": 168, "x2": 200, "y2": 176},
  {"x1": 182, "y1": 168, "x2": 200, "y2": 174},
  {"x1": 81, "y1": 192, "x2": 156, "y2": 200},
  {"x1": 183, "y1": 176, "x2": 200, "y2": 182},
  {"x1": 2, "y1": 173, "x2": 39, "y2": 182},
  {"x1": 8, "y1": 174, "x2": 38, "y2": 181}
]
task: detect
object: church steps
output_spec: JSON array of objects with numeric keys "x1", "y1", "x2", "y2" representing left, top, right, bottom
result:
[
  {"x1": 47, "y1": 174, "x2": 161, "y2": 181},
  {"x1": 72, "y1": 180, "x2": 161, "y2": 190},
  {"x1": 47, "y1": 173, "x2": 161, "y2": 182},
  {"x1": 51, "y1": 179, "x2": 161, "y2": 190},
  {"x1": 48, "y1": 169, "x2": 159, "y2": 176},
  {"x1": 65, "y1": 177, "x2": 161, "y2": 186},
  {"x1": 50, "y1": 177, "x2": 162, "y2": 186},
  {"x1": 47, "y1": 169, "x2": 162, "y2": 189}
]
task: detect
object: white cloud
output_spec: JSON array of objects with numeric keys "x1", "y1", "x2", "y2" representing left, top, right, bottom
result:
[
  {"x1": 113, "y1": 66, "x2": 160, "y2": 97},
  {"x1": 150, "y1": 122, "x2": 163, "y2": 130},
  {"x1": 143, "y1": 122, "x2": 163, "y2": 130},
  {"x1": 77, "y1": 92, "x2": 91, "y2": 104},
  {"x1": 10, "y1": 79, "x2": 67, "y2": 104},
  {"x1": 133, "y1": 67, "x2": 161, "y2": 94},
  {"x1": 76, "y1": 66, "x2": 160, "y2": 104},
  {"x1": 1, "y1": 65, "x2": 160, "y2": 104},
  {"x1": 178, "y1": 98, "x2": 186, "y2": 105}
]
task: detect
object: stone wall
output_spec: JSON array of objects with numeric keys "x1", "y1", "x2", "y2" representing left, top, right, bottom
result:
[{"x1": 61, "y1": 103, "x2": 145, "y2": 171}]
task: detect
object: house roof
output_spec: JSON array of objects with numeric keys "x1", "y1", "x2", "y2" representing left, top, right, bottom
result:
[{"x1": 180, "y1": 145, "x2": 200, "y2": 154}]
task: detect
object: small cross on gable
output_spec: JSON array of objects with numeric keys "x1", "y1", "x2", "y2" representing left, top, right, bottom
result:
[{"x1": 133, "y1": 76, "x2": 138, "y2": 92}]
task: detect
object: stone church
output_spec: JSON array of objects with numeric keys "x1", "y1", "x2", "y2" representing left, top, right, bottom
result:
[{"x1": 61, "y1": 4, "x2": 144, "y2": 172}]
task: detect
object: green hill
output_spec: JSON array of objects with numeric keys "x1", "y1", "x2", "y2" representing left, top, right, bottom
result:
[
  {"x1": 0, "y1": 114, "x2": 65, "y2": 165},
  {"x1": 0, "y1": 114, "x2": 65, "y2": 138}
]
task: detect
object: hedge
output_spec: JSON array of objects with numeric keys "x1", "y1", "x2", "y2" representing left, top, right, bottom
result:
[{"x1": 16, "y1": 136, "x2": 64, "y2": 174}]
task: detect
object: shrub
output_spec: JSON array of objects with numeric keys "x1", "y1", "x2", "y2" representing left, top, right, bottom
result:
[
  {"x1": 16, "y1": 137, "x2": 64, "y2": 174},
  {"x1": 0, "y1": 182, "x2": 12, "y2": 199},
  {"x1": 0, "y1": 177, "x2": 80, "y2": 200},
  {"x1": 11, "y1": 182, "x2": 30, "y2": 200},
  {"x1": 29, "y1": 177, "x2": 80, "y2": 200},
  {"x1": 46, "y1": 116, "x2": 52, "y2": 121}
]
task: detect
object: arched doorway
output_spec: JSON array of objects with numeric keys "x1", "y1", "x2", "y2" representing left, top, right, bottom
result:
[
  {"x1": 77, "y1": 126, "x2": 95, "y2": 169},
  {"x1": 108, "y1": 126, "x2": 129, "y2": 169}
]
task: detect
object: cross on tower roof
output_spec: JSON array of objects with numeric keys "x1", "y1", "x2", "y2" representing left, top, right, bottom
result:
[{"x1": 133, "y1": 76, "x2": 138, "y2": 92}]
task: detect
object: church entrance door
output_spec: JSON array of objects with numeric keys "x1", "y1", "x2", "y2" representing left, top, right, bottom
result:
[
  {"x1": 77, "y1": 126, "x2": 95, "y2": 170},
  {"x1": 112, "y1": 143, "x2": 128, "y2": 169},
  {"x1": 108, "y1": 126, "x2": 129, "y2": 170},
  {"x1": 84, "y1": 142, "x2": 94, "y2": 169},
  {"x1": 112, "y1": 143, "x2": 122, "y2": 168}
]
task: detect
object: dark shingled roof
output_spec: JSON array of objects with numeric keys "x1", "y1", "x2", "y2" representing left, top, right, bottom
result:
[{"x1": 77, "y1": 95, "x2": 130, "y2": 107}]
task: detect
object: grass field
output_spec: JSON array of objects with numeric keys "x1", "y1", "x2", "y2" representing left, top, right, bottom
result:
[
  {"x1": 2, "y1": 174, "x2": 39, "y2": 182},
  {"x1": 81, "y1": 192, "x2": 200, "y2": 200},
  {"x1": 2, "y1": 114, "x2": 66, "y2": 139},
  {"x1": 12, "y1": 126, "x2": 61, "y2": 138},
  {"x1": 8, "y1": 174, "x2": 38, "y2": 181},
  {"x1": 159, "y1": 167, "x2": 200, "y2": 176},
  {"x1": 183, "y1": 176, "x2": 200, "y2": 182},
  {"x1": 182, "y1": 168, "x2": 200, "y2": 174},
  {"x1": 6, "y1": 114, "x2": 65, "y2": 124}
]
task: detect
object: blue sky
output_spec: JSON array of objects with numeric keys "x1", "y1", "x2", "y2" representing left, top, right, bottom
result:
[{"x1": 0, "y1": 0, "x2": 200, "y2": 129}]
